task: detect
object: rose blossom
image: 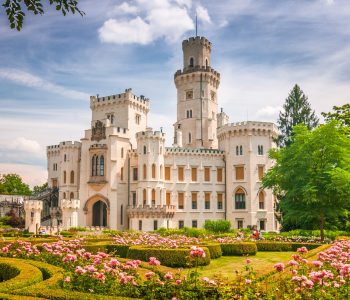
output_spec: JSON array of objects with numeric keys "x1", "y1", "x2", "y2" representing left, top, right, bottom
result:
[{"x1": 274, "y1": 263, "x2": 285, "y2": 272}]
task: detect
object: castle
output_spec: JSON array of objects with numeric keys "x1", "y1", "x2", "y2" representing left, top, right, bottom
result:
[{"x1": 42, "y1": 36, "x2": 279, "y2": 232}]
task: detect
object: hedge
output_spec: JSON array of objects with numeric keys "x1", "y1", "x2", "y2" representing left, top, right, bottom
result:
[
  {"x1": 220, "y1": 242, "x2": 257, "y2": 256},
  {"x1": 126, "y1": 246, "x2": 211, "y2": 267},
  {"x1": 200, "y1": 243, "x2": 222, "y2": 259},
  {"x1": 256, "y1": 242, "x2": 322, "y2": 252},
  {"x1": 82, "y1": 243, "x2": 130, "y2": 258}
]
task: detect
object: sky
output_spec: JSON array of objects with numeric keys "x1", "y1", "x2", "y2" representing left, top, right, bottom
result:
[{"x1": 0, "y1": 0, "x2": 349, "y2": 187}]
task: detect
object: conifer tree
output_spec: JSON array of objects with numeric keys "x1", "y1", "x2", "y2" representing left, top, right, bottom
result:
[{"x1": 277, "y1": 84, "x2": 319, "y2": 147}]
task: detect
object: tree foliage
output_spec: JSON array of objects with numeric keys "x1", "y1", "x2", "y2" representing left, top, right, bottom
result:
[
  {"x1": 0, "y1": 174, "x2": 32, "y2": 195},
  {"x1": 32, "y1": 182, "x2": 48, "y2": 195},
  {"x1": 322, "y1": 103, "x2": 350, "y2": 133},
  {"x1": 277, "y1": 84, "x2": 319, "y2": 147},
  {"x1": 262, "y1": 121, "x2": 350, "y2": 240},
  {"x1": 2, "y1": 0, "x2": 84, "y2": 31}
]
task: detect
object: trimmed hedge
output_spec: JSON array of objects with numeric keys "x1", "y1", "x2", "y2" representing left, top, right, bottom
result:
[
  {"x1": 83, "y1": 243, "x2": 130, "y2": 258},
  {"x1": 220, "y1": 242, "x2": 257, "y2": 256},
  {"x1": 200, "y1": 243, "x2": 222, "y2": 259},
  {"x1": 256, "y1": 242, "x2": 322, "y2": 252},
  {"x1": 0, "y1": 263, "x2": 19, "y2": 282},
  {"x1": 126, "y1": 246, "x2": 211, "y2": 267}
]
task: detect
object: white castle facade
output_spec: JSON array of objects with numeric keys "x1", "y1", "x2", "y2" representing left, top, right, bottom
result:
[{"x1": 44, "y1": 36, "x2": 279, "y2": 232}]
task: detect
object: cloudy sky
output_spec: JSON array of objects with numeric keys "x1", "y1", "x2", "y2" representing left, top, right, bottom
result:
[{"x1": 0, "y1": 0, "x2": 349, "y2": 187}]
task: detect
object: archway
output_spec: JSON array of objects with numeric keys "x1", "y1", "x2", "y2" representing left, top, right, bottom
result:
[{"x1": 92, "y1": 200, "x2": 107, "y2": 227}]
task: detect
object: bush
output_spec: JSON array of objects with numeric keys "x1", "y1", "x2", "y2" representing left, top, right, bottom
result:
[
  {"x1": 256, "y1": 242, "x2": 322, "y2": 252},
  {"x1": 106, "y1": 244, "x2": 130, "y2": 258},
  {"x1": 220, "y1": 242, "x2": 257, "y2": 256},
  {"x1": 281, "y1": 229, "x2": 350, "y2": 240},
  {"x1": 204, "y1": 220, "x2": 231, "y2": 233},
  {"x1": 200, "y1": 243, "x2": 222, "y2": 259},
  {"x1": 126, "y1": 246, "x2": 210, "y2": 267},
  {"x1": 0, "y1": 263, "x2": 20, "y2": 282}
]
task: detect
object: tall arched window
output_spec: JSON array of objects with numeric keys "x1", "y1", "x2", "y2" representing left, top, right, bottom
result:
[
  {"x1": 120, "y1": 167, "x2": 124, "y2": 181},
  {"x1": 100, "y1": 156, "x2": 104, "y2": 176},
  {"x1": 92, "y1": 155, "x2": 96, "y2": 176},
  {"x1": 160, "y1": 165, "x2": 163, "y2": 179},
  {"x1": 235, "y1": 188, "x2": 246, "y2": 209},
  {"x1": 121, "y1": 147, "x2": 124, "y2": 158},
  {"x1": 64, "y1": 154, "x2": 67, "y2": 162},
  {"x1": 236, "y1": 146, "x2": 239, "y2": 156},
  {"x1": 70, "y1": 192, "x2": 74, "y2": 200},
  {"x1": 120, "y1": 205, "x2": 123, "y2": 225},
  {"x1": 259, "y1": 191, "x2": 265, "y2": 210},
  {"x1": 189, "y1": 57, "x2": 194, "y2": 67},
  {"x1": 143, "y1": 146, "x2": 147, "y2": 154},
  {"x1": 70, "y1": 171, "x2": 74, "y2": 184},
  {"x1": 152, "y1": 164, "x2": 156, "y2": 179},
  {"x1": 143, "y1": 189, "x2": 147, "y2": 205},
  {"x1": 143, "y1": 164, "x2": 147, "y2": 179},
  {"x1": 205, "y1": 58, "x2": 208, "y2": 67},
  {"x1": 240, "y1": 145, "x2": 243, "y2": 155},
  {"x1": 63, "y1": 171, "x2": 66, "y2": 184},
  {"x1": 189, "y1": 132, "x2": 192, "y2": 144},
  {"x1": 151, "y1": 189, "x2": 156, "y2": 206},
  {"x1": 63, "y1": 192, "x2": 66, "y2": 199}
]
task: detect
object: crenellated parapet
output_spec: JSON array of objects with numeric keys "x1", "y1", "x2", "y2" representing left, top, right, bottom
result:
[
  {"x1": 136, "y1": 128, "x2": 166, "y2": 142},
  {"x1": 127, "y1": 205, "x2": 176, "y2": 219},
  {"x1": 24, "y1": 200, "x2": 43, "y2": 211},
  {"x1": 61, "y1": 199, "x2": 80, "y2": 210}
]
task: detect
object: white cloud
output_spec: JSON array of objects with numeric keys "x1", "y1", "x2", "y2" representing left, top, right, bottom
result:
[
  {"x1": 8, "y1": 137, "x2": 43, "y2": 156},
  {"x1": 196, "y1": 4, "x2": 211, "y2": 23},
  {"x1": 98, "y1": 0, "x2": 195, "y2": 45},
  {"x1": 255, "y1": 106, "x2": 283, "y2": 120},
  {"x1": 111, "y1": 2, "x2": 139, "y2": 15},
  {"x1": 0, "y1": 68, "x2": 90, "y2": 101}
]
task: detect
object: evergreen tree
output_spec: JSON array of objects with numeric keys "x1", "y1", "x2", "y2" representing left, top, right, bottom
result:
[{"x1": 277, "y1": 84, "x2": 319, "y2": 147}]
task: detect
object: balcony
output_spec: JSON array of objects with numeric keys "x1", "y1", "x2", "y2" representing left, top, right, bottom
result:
[{"x1": 127, "y1": 205, "x2": 176, "y2": 218}]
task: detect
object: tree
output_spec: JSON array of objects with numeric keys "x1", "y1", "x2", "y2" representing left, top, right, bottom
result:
[
  {"x1": 32, "y1": 182, "x2": 48, "y2": 195},
  {"x1": 2, "y1": 0, "x2": 84, "y2": 31},
  {"x1": 262, "y1": 121, "x2": 350, "y2": 240},
  {"x1": 322, "y1": 103, "x2": 350, "y2": 133},
  {"x1": 0, "y1": 174, "x2": 32, "y2": 195},
  {"x1": 276, "y1": 84, "x2": 319, "y2": 147}
]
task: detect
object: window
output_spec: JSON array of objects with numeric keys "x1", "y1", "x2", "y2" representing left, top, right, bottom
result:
[
  {"x1": 179, "y1": 220, "x2": 184, "y2": 229},
  {"x1": 100, "y1": 156, "x2": 104, "y2": 176},
  {"x1": 178, "y1": 166, "x2": 184, "y2": 181},
  {"x1": 120, "y1": 205, "x2": 123, "y2": 225},
  {"x1": 235, "y1": 188, "x2": 246, "y2": 209},
  {"x1": 258, "y1": 145, "x2": 264, "y2": 155},
  {"x1": 237, "y1": 219, "x2": 243, "y2": 229},
  {"x1": 235, "y1": 166, "x2": 244, "y2": 180},
  {"x1": 240, "y1": 146, "x2": 243, "y2": 155},
  {"x1": 63, "y1": 171, "x2": 66, "y2": 184},
  {"x1": 259, "y1": 220, "x2": 265, "y2": 231},
  {"x1": 189, "y1": 57, "x2": 194, "y2": 67},
  {"x1": 153, "y1": 220, "x2": 158, "y2": 231},
  {"x1": 191, "y1": 167, "x2": 197, "y2": 181},
  {"x1": 107, "y1": 113, "x2": 114, "y2": 124},
  {"x1": 70, "y1": 171, "x2": 74, "y2": 184},
  {"x1": 166, "y1": 192, "x2": 171, "y2": 206},
  {"x1": 205, "y1": 58, "x2": 208, "y2": 68},
  {"x1": 133, "y1": 168, "x2": 138, "y2": 181},
  {"x1": 143, "y1": 164, "x2": 147, "y2": 180},
  {"x1": 139, "y1": 220, "x2": 142, "y2": 231},
  {"x1": 236, "y1": 146, "x2": 239, "y2": 156},
  {"x1": 121, "y1": 147, "x2": 124, "y2": 158},
  {"x1": 204, "y1": 167, "x2": 210, "y2": 182},
  {"x1": 186, "y1": 90, "x2": 193, "y2": 99},
  {"x1": 152, "y1": 164, "x2": 156, "y2": 179},
  {"x1": 192, "y1": 220, "x2": 198, "y2": 228},
  {"x1": 205, "y1": 193, "x2": 210, "y2": 209},
  {"x1": 186, "y1": 110, "x2": 193, "y2": 118},
  {"x1": 64, "y1": 154, "x2": 67, "y2": 162},
  {"x1": 188, "y1": 132, "x2": 192, "y2": 144},
  {"x1": 192, "y1": 192, "x2": 197, "y2": 209},
  {"x1": 217, "y1": 193, "x2": 223, "y2": 209},
  {"x1": 63, "y1": 192, "x2": 66, "y2": 199},
  {"x1": 92, "y1": 155, "x2": 97, "y2": 176},
  {"x1": 151, "y1": 189, "x2": 156, "y2": 206},
  {"x1": 132, "y1": 192, "x2": 137, "y2": 206},
  {"x1": 143, "y1": 189, "x2": 147, "y2": 205},
  {"x1": 70, "y1": 192, "x2": 74, "y2": 200},
  {"x1": 135, "y1": 114, "x2": 141, "y2": 125},
  {"x1": 165, "y1": 166, "x2": 171, "y2": 180},
  {"x1": 159, "y1": 165, "x2": 163, "y2": 179},
  {"x1": 217, "y1": 168, "x2": 223, "y2": 182},
  {"x1": 120, "y1": 167, "x2": 124, "y2": 181},
  {"x1": 259, "y1": 192, "x2": 265, "y2": 210},
  {"x1": 143, "y1": 146, "x2": 147, "y2": 154},
  {"x1": 258, "y1": 166, "x2": 264, "y2": 181},
  {"x1": 178, "y1": 192, "x2": 184, "y2": 209}
]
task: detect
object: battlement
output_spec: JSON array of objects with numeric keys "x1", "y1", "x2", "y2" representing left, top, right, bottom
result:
[
  {"x1": 61, "y1": 199, "x2": 80, "y2": 210},
  {"x1": 182, "y1": 36, "x2": 211, "y2": 50},
  {"x1": 217, "y1": 121, "x2": 279, "y2": 137},
  {"x1": 165, "y1": 147, "x2": 224, "y2": 157},
  {"x1": 136, "y1": 128, "x2": 166, "y2": 140},
  {"x1": 174, "y1": 65, "x2": 220, "y2": 80},
  {"x1": 90, "y1": 88, "x2": 150, "y2": 110},
  {"x1": 24, "y1": 200, "x2": 43, "y2": 210},
  {"x1": 60, "y1": 141, "x2": 81, "y2": 149}
]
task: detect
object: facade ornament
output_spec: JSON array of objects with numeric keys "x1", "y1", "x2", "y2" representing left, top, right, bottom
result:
[{"x1": 91, "y1": 120, "x2": 106, "y2": 142}]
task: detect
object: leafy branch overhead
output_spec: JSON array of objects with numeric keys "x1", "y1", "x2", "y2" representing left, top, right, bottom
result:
[{"x1": 2, "y1": 0, "x2": 84, "y2": 31}]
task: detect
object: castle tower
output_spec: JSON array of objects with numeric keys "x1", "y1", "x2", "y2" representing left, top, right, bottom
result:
[
  {"x1": 174, "y1": 36, "x2": 220, "y2": 149},
  {"x1": 24, "y1": 200, "x2": 43, "y2": 234},
  {"x1": 60, "y1": 199, "x2": 80, "y2": 230}
]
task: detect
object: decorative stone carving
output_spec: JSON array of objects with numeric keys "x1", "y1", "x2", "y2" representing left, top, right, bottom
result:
[{"x1": 91, "y1": 120, "x2": 106, "y2": 142}]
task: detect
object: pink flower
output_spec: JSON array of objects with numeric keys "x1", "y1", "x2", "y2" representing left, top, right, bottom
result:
[
  {"x1": 190, "y1": 246, "x2": 206, "y2": 258},
  {"x1": 312, "y1": 260, "x2": 323, "y2": 268},
  {"x1": 288, "y1": 260, "x2": 298, "y2": 266},
  {"x1": 245, "y1": 279, "x2": 252, "y2": 285},
  {"x1": 274, "y1": 263, "x2": 285, "y2": 272},
  {"x1": 149, "y1": 257, "x2": 161, "y2": 266},
  {"x1": 145, "y1": 271, "x2": 155, "y2": 279},
  {"x1": 164, "y1": 272, "x2": 173, "y2": 280},
  {"x1": 64, "y1": 276, "x2": 71, "y2": 283},
  {"x1": 297, "y1": 247, "x2": 308, "y2": 253},
  {"x1": 246, "y1": 258, "x2": 252, "y2": 264},
  {"x1": 176, "y1": 279, "x2": 182, "y2": 285}
]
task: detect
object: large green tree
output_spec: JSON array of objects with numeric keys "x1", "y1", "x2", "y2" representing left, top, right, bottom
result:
[
  {"x1": 0, "y1": 174, "x2": 32, "y2": 195},
  {"x1": 263, "y1": 121, "x2": 350, "y2": 240},
  {"x1": 277, "y1": 84, "x2": 319, "y2": 147},
  {"x1": 32, "y1": 182, "x2": 48, "y2": 195},
  {"x1": 2, "y1": 0, "x2": 84, "y2": 31},
  {"x1": 322, "y1": 103, "x2": 350, "y2": 133}
]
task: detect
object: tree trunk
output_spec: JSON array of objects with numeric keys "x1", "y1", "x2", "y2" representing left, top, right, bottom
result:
[{"x1": 320, "y1": 213, "x2": 325, "y2": 242}]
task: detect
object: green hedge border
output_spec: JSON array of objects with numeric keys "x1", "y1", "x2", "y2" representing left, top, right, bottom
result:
[
  {"x1": 256, "y1": 242, "x2": 322, "y2": 252},
  {"x1": 199, "y1": 243, "x2": 222, "y2": 259},
  {"x1": 220, "y1": 242, "x2": 257, "y2": 256}
]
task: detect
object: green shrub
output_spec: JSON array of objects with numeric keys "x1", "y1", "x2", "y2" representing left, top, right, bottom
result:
[
  {"x1": 58, "y1": 231, "x2": 74, "y2": 237},
  {"x1": 68, "y1": 227, "x2": 88, "y2": 232},
  {"x1": 204, "y1": 220, "x2": 231, "y2": 233},
  {"x1": 0, "y1": 263, "x2": 20, "y2": 282},
  {"x1": 256, "y1": 242, "x2": 322, "y2": 252},
  {"x1": 126, "y1": 246, "x2": 210, "y2": 267},
  {"x1": 220, "y1": 242, "x2": 257, "y2": 256},
  {"x1": 199, "y1": 243, "x2": 222, "y2": 259},
  {"x1": 106, "y1": 244, "x2": 130, "y2": 258}
]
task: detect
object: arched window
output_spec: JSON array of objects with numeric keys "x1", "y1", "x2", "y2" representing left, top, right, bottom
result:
[
  {"x1": 189, "y1": 57, "x2": 194, "y2": 67},
  {"x1": 143, "y1": 189, "x2": 147, "y2": 205},
  {"x1": 235, "y1": 188, "x2": 246, "y2": 209},
  {"x1": 258, "y1": 145, "x2": 264, "y2": 155},
  {"x1": 143, "y1": 145, "x2": 147, "y2": 154},
  {"x1": 160, "y1": 165, "x2": 163, "y2": 179},
  {"x1": 143, "y1": 164, "x2": 147, "y2": 179},
  {"x1": 151, "y1": 189, "x2": 156, "y2": 206},
  {"x1": 152, "y1": 164, "x2": 156, "y2": 179},
  {"x1": 63, "y1": 192, "x2": 66, "y2": 199},
  {"x1": 92, "y1": 155, "x2": 95, "y2": 176},
  {"x1": 240, "y1": 145, "x2": 243, "y2": 155},
  {"x1": 205, "y1": 58, "x2": 208, "y2": 67},
  {"x1": 121, "y1": 167, "x2": 124, "y2": 181},
  {"x1": 121, "y1": 147, "x2": 124, "y2": 158},
  {"x1": 236, "y1": 146, "x2": 239, "y2": 156},
  {"x1": 64, "y1": 154, "x2": 67, "y2": 162},
  {"x1": 100, "y1": 156, "x2": 104, "y2": 176},
  {"x1": 259, "y1": 192, "x2": 265, "y2": 210},
  {"x1": 189, "y1": 132, "x2": 192, "y2": 144},
  {"x1": 70, "y1": 171, "x2": 74, "y2": 184},
  {"x1": 63, "y1": 171, "x2": 66, "y2": 184},
  {"x1": 120, "y1": 205, "x2": 123, "y2": 225},
  {"x1": 70, "y1": 192, "x2": 74, "y2": 200}
]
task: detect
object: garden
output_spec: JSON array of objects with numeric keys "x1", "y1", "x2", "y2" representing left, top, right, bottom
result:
[{"x1": 0, "y1": 227, "x2": 349, "y2": 299}]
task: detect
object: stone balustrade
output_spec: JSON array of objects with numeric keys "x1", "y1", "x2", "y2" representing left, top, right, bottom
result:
[{"x1": 127, "y1": 204, "x2": 176, "y2": 218}]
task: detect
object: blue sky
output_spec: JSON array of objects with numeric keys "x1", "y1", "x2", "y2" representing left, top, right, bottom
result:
[{"x1": 0, "y1": 0, "x2": 349, "y2": 186}]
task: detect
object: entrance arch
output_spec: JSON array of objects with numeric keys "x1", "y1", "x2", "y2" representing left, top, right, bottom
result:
[
  {"x1": 83, "y1": 194, "x2": 110, "y2": 227},
  {"x1": 92, "y1": 200, "x2": 107, "y2": 227}
]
